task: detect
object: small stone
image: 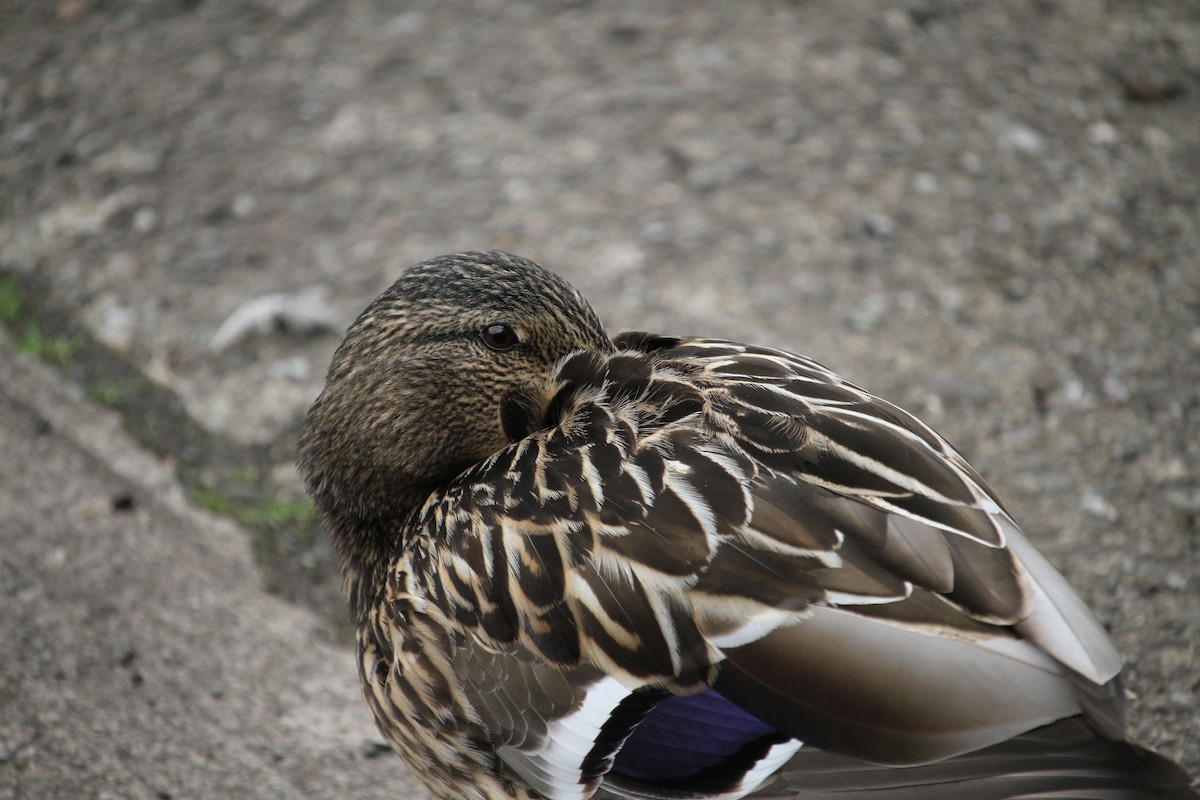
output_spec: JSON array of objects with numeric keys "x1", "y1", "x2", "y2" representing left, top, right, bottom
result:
[
  {"x1": 1058, "y1": 378, "x2": 1095, "y2": 410},
  {"x1": 132, "y1": 207, "x2": 158, "y2": 234},
  {"x1": 912, "y1": 171, "x2": 939, "y2": 195},
  {"x1": 846, "y1": 293, "x2": 890, "y2": 334},
  {"x1": 230, "y1": 194, "x2": 257, "y2": 219},
  {"x1": 210, "y1": 293, "x2": 341, "y2": 351},
  {"x1": 502, "y1": 178, "x2": 532, "y2": 202},
  {"x1": 1101, "y1": 373, "x2": 1130, "y2": 403},
  {"x1": 858, "y1": 213, "x2": 896, "y2": 239},
  {"x1": 1149, "y1": 458, "x2": 1187, "y2": 482},
  {"x1": 1119, "y1": 66, "x2": 1184, "y2": 103},
  {"x1": 88, "y1": 294, "x2": 136, "y2": 352},
  {"x1": 57, "y1": 0, "x2": 87, "y2": 22},
  {"x1": 641, "y1": 219, "x2": 670, "y2": 244},
  {"x1": 93, "y1": 145, "x2": 162, "y2": 175},
  {"x1": 1088, "y1": 121, "x2": 1119, "y2": 146},
  {"x1": 264, "y1": 153, "x2": 324, "y2": 189},
  {"x1": 590, "y1": 241, "x2": 646, "y2": 278},
  {"x1": 1080, "y1": 489, "x2": 1119, "y2": 522},
  {"x1": 37, "y1": 189, "x2": 145, "y2": 239},
  {"x1": 1166, "y1": 488, "x2": 1200, "y2": 512},
  {"x1": 1142, "y1": 126, "x2": 1172, "y2": 152},
  {"x1": 384, "y1": 11, "x2": 425, "y2": 35},
  {"x1": 320, "y1": 105, "x2": 372, "y2": 153},
  {"x1": 266, "y1": 356, "x2": 311, "y2": 381},
  {"x1": 1000, "y1": 124, "x2": 1045, "y2": 155}
]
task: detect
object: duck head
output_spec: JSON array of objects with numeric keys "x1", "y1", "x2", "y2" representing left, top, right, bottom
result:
[{"x1": 298, "y1": 251, "x2": 612, "y2": 580}]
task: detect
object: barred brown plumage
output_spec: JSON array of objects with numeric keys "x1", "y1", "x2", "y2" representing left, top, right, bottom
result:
[{"x1": 297, "y1": 251, "x2": 1197, "y2": 800}]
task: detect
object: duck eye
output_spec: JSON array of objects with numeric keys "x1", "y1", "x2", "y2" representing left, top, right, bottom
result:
[{"x1": 481, "y1": 323, "x2": 519, "y2": 351}]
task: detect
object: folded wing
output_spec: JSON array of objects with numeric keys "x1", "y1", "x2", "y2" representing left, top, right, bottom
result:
[{"x1": 409, "y1": 336, "x2": 1130, "y2": 797}]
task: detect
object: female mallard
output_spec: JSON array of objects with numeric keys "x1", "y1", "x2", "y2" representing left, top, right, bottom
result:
[{"x1": 298, "y1": 251, "x2": 1196, "y2": 800}]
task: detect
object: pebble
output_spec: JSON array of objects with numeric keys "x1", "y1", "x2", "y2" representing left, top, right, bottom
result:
[
  {"x1": 846, "y1": 293, "x2": 890, "y2": 334},
  {"x1": 912, "y1": 171, "x2": 939, "y2": 195},
  {"x1": 858, "y1": 213, "x2": 897, "y2": 239},
  {"x1": 1088, "y1": 121, "x2": 1119, "y2": 146},
  {"x1": 36, "y1": 189, "x2": 146, "y2": 239},
  {"x1": 93, "y1": 145, "x2": 163, "y2": 175},
  {"x1": 231, "y1": 194, "x2": 257, "y2": 219},
  {"x1": 12, "y1": 120, "x2": 39, "y2": 144},
  {"x1": 320, "y1": 105, "x2": 372, "y2": 153},
  {"x1": 267, "y1": 355, "x2": 311, "y2": 381},
  {"x1": 86, "y1": 294, "x2": 136, "y2": 352},
  {"x1": 1080, "y1": 489, "x2": 1120, "y2": 522},
  {"x1": 1000, "y1": 123, "x2": 1045, "y2": 155},
  {"x1": 589, "y1": 241, "x2": 646, "y2": 278},
  {"x1": 210, "y1": 293, "x2": 341, "y2": 351},
  {"x1": 1166, "y1": 488, "x2": 1200, "y2": 512},
  {"x1": 132, "y1": 207, "x2": 158, "y2": 234}
]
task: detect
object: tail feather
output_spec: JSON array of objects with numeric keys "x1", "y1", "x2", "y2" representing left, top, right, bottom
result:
[{"x1": 756, "y1": 719, "x2": 1197, "y2": 800}]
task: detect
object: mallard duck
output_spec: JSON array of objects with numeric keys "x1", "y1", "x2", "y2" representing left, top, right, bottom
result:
[{"x1": 298, "y1": 251, "x2": 1197, "y2": 800}]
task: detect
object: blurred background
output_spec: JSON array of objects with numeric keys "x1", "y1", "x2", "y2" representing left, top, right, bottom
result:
[{"x1": 1, "y1": 1, "x2": 1197, "y2": 797}]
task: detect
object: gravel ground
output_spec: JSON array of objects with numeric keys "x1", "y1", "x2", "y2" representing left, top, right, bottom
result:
[
  {"x1": 1, "y1": 0, "x2": 1197, "y2": 791},
  {"x1": 0, "y1": 333, "x2": 427, "y2": 799}
]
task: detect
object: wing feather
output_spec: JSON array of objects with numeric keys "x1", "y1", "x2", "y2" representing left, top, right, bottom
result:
[{"x1": 405, "y1": 337, "x2": 1126, "y2": 793}]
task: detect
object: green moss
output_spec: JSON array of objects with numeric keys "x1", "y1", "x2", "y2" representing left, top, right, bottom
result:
[
  {"x1": 187, "y1": 487, "x2": 232, "y2": 515},
  {"x1": 237, "y1": 498, "x2": 315, "y2": 528},
  {"x1": 0, "y1": 276, "x2": 22, "y2": 324},
  {"x1": 19, "y1": 321, "x2": 82, "y2": 365},
  {"x1": 0, "y1": 269, "x2": 346, "y2": 640},
  {"x1": 231, "y1": 466, "x2": 262, "y2": 485},
  {"x1": 86, "y1": 382, "x2": 128, "y2": 406}
]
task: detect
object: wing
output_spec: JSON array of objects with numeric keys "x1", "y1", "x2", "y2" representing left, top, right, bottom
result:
[
  {"x1": 668, "y1": 338, "x2": 1125, "y2": 764},
  {"x1": 403, "y1": 337, "x2": 1126, "y2": 799}
]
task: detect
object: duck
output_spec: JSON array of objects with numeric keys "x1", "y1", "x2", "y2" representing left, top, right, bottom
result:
[{"x1": 297, "y1": 251, "x2": 1197, "y2": 800}]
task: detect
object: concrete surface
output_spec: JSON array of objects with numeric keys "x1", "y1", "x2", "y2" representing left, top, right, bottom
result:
[
  {"x1": 0, "y1": 336, "x2": 429, "y2": 798},
  {"x1": 0, "y1": 0, "x2": 1197, "y2": 796}
]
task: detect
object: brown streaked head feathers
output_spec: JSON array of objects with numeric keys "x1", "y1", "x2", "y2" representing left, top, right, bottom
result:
[{"x1": 298, "y1": 251, "x2": 611, "y2": 590}]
